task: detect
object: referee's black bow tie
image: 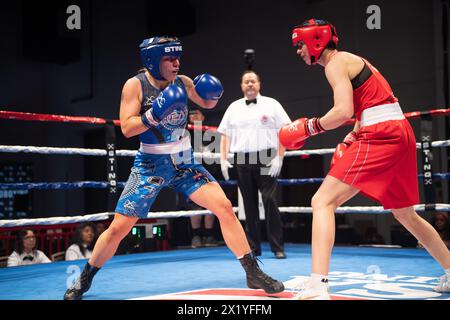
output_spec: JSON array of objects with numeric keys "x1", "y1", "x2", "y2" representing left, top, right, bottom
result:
[
  {"x1": 245, "y1": 98, "x2": 257, "y2": 105},
  {"x1": 23, "y1": 255, "x2": 34, "y2": 261}
]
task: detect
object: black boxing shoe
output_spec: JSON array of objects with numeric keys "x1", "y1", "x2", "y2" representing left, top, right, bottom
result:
[
  {"x1": 64, "y1": 263, "x2": 100, "y2": 300},
  {"x1": 239, "y1": 252, "x2": 285, "y2": 294}
]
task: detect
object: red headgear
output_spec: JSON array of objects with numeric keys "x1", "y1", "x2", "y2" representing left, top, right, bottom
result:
[{"x1": 292, "y1": 19, "x2": 339, "y2": 65}]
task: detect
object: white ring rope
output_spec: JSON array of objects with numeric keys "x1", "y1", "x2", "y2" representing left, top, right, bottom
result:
[
  {"x1": 0, "y1": 213, "x2": 111, "y2": 228},
  {"x1": 0, "y1": 139, "x2": 449, "y2": 158},
  {"x1": 0, "y1": 209, "x2": 236, "y2": 228},
  {"x1": 0, "y1": 137, "x2": 448, "y2": 227},
  {"x1": 0, "y1": 145, "x2": 137, "y2": 157},
  {"x1": 280, "y1": 204, "x2": 450, "y2": 214},
  {"x1": 1, "y1": 204, "x2": 449, "y2": 228},
  {"x1": 283, "y1": 148, "x2": 337, "y2": 157},
  {"x1": 425, "y1": 140, "x2": 450, "y2": 147}
]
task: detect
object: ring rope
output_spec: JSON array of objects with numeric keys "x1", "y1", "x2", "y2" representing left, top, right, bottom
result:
[
  {"x1": 1, "y1": 109, "x2": 449, "y2": 226},
  {"x1": 1, "y1": 173, "x2": 449, "y2": 190},
  {"x1": 0, "y1": 210, "x2": 236, "y2": 228},
  {"x1": 0, "y1": 212, "x2": 111, "y2": 228},
  {"x1": 0, "y1": 111, "x2": 214, "y2": 132},
  {"x1": 0, "y1": 145, "x2": 137, "y2": 157},
  {"x1": 1, "y1": 204, "x2": 450, "y2": 228},
  {"x1": 280, "y1": 203, "x2": 450, "y2": 214},
  {"x1": 0, "y1": 181, "x2": 126, "y2": 190},
  {"x1": 2, "y1": 108, "x2": 450, "y2": 132},
  {"x1": 0, "y1": 139, "x2": 448, "y2": 158}
]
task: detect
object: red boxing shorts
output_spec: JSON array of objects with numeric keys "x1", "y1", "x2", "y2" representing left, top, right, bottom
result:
[{"x1": 328, "y1": 103, "x2": 419, "y2": 209}]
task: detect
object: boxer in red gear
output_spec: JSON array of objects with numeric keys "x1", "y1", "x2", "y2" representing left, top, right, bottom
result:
[{"x1": 282, "y1": 19, "x2": 450, "y2": 299}]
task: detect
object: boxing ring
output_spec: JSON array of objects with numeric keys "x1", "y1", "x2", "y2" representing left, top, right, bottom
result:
[
  {"x1": 0, "y1": 244, "x2": 446, "y2": 300},
  {"x1": 0, "y1": 109, "x2": 449, "y2": 300}
]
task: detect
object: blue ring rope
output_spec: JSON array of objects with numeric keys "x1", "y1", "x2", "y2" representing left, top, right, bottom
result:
[{"x1": 0, "y1": 173, "x2": 448, "y2": 190}]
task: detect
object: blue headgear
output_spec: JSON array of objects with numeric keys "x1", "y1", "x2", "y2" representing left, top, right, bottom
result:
[{"x1": 139, "y1": 36, "x2": 183, "y2": 81}]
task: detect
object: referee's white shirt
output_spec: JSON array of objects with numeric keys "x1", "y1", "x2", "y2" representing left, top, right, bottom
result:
[
  {"x1": 7, "y1": 250, "x2": 51, "y2": 267},
  {"x1": 217, "y1": 95, "x2": 291, "y2": 153},
  {"x1": 65, "y1": 243, "x2": 93, "y2": 261}
]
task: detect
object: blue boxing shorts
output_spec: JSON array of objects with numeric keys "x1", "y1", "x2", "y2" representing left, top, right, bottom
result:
[{"x1": 115, "y1": 147, "x2": 216, "y2": 218}]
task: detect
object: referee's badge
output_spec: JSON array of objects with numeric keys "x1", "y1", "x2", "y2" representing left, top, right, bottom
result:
[{"x1": 260, "y1": 115, "x2": 269, "y2": 124}]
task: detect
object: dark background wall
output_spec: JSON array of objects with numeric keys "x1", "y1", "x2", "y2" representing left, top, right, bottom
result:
[{"x1": 0, "y1": 0, "x2": 448, "y2": 241}]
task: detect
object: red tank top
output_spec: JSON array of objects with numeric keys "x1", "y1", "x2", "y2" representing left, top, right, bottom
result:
[{"x1": 352, "y1": 59, "x2": 398, "y2": 121}]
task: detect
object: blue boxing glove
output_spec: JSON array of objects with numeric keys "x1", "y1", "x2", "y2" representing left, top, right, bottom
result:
[
  {"x1": 141, "y1": 85, "x2": 187, "y2": 128},
  {"x1": 193, "y1": 74, "x2": 224, "y2": 100}
]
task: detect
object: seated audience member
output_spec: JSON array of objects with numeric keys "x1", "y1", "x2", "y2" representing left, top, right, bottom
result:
[
  {"x1": 7, "y1": 229, "x2": 51, "y2": 267},
  {"x1": 95, "y1": 221, "x2": 106, "y2": 236},
  {"x1": 65, "y1": 222, "x2": 98, "y2": 261},
  {"x1": 432, "y1": 212, "x2": 450, "y2": 249},
  {"x1": 362, "y1": 226, "x2": 385, "y2": 245},
  {"x1": 187, "y1": 108, "x2": 219, "y2": 248}
]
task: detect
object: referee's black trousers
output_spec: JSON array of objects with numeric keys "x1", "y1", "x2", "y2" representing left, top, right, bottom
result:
[{"x1": 235, "y1": 152, "x2": 284, "y2": 254}]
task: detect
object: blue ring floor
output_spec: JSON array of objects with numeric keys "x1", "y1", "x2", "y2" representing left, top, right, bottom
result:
[{"x1": 0, "y1": 243, "x2": 448, "y2": 300}]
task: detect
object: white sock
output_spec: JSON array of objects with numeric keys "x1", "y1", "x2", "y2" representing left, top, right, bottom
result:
[
  {"x1": 310, "y1": 273, "x2": 328, "y2": 287},
  {"x1": 237, "y1": 251, "x2": 252, "y2": 260}
]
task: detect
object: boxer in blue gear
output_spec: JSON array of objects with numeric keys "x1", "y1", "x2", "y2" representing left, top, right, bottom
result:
[
  {"x1": 64, "y1": 36, "x2": 284, "y2": 300},
  {"x1": 115, "y1": 149, "x2": 216, "y2": 218}
]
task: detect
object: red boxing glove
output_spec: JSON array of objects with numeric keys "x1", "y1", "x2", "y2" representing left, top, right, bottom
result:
[
  {"x1": 279, "y1": 117, "x2": 325, "y2": 150},
  {"x1": 330, "y1": 131, "x2": 357, "y2": 169},
  {"x1": 342, "y1": 131, "x2": 357, "y2": 145}
]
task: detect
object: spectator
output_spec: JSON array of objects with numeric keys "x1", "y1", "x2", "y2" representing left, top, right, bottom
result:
[
  {"x1": 362, "y1": 226, "x2": 385, "y2": 245},
  {"x1": 95, "y1": 221, "x2": 106, "y2": 236},
  {"x1": 432, "y1": 212, "x2": 450, "y2": 249},
  {"x1": 7, "y1": 229, "x2": 51, "y2": 267},
  {"x1": 65, "y1": 222, "x2": 98, "y2": 261},
  {"x1": 187, "y1": 109, "x2": 218, "y2": 248}
]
